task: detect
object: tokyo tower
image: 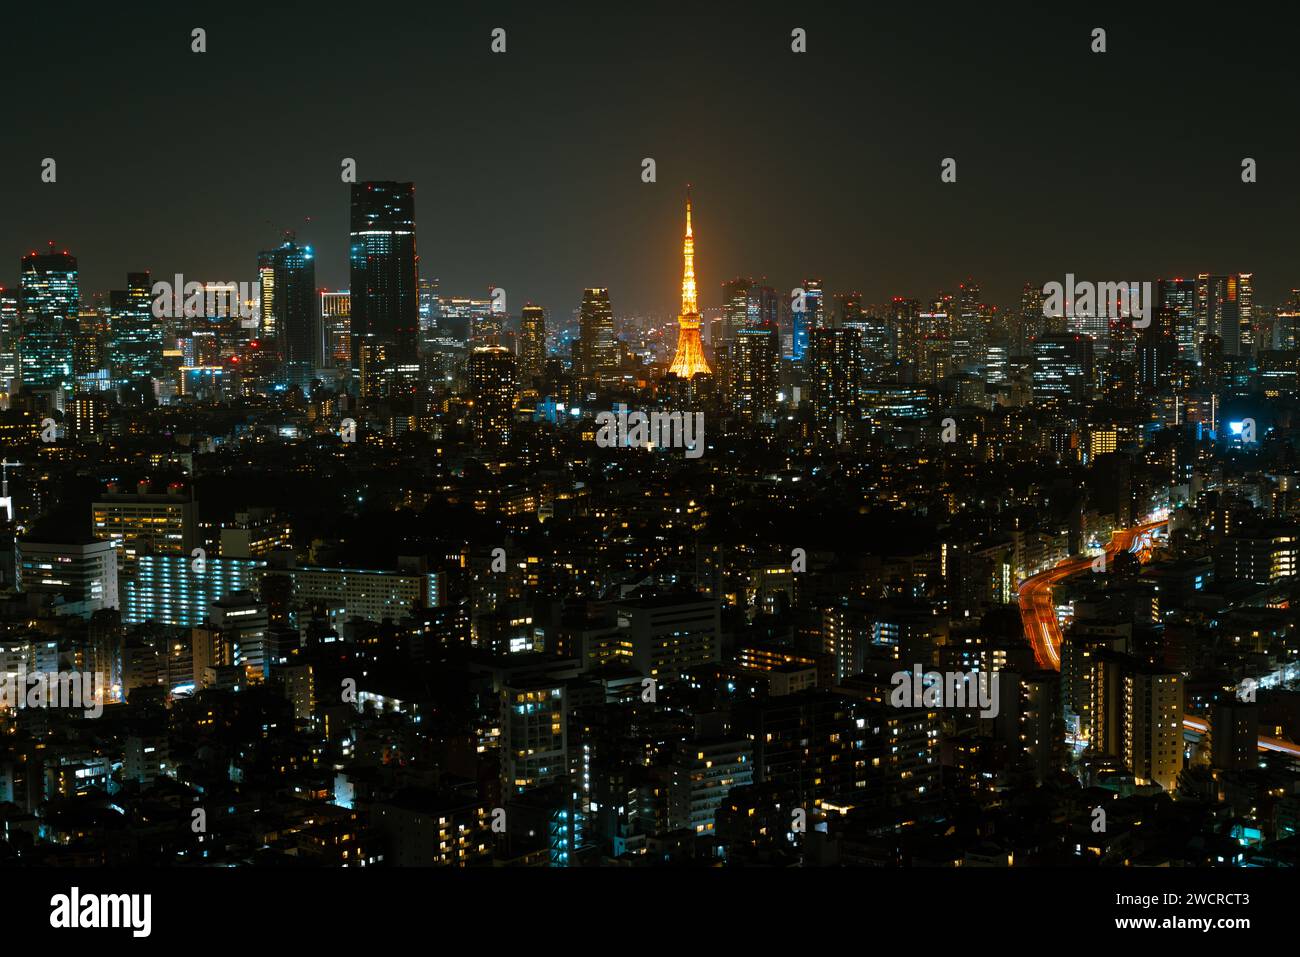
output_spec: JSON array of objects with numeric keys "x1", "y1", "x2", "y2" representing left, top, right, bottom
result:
[{"x1": 667, "y1": 189, "x2": 712, "y2": 379}]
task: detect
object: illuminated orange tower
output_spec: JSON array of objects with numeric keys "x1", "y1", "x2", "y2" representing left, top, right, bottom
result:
[{"x1": 667, "y1": 189, "x2": 712, "y2": 379}]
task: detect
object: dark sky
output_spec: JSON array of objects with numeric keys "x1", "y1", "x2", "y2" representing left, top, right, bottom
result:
[{"x1": 5, "y1": 2, "x2": 1299, "y2": 320}]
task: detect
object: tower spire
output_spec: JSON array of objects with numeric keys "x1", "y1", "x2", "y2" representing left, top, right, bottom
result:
[
  {"x1": 668, "y1": 186, "x2": 711, "y2": 379},
  {"x1": 681, "y1": 188, "x2": 697, "y2": 316}
]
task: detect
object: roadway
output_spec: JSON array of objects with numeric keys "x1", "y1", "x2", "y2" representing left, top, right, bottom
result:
[{"x1": 1015, "y1": 519, "x2": 1300, "y2": 759}]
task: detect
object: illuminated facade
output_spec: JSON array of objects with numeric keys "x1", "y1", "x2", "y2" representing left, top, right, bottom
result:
[
  {"x1": 258, "y1": 235, "x2": 317, "y2": 388},
  {"x1": 123, "y1": 554, "x2": 263, "y2": 627},
  {"x1": 19, "y1": 243, "x2": 78, "y2": 391},
  {"x1": 667, "y1": 195, "x2": 712, "y2": 379},
  {"x1": 349, "y1": 181, "x2": 419, "y2": 370},
  {"x1": 91, "y1": 485, "x2": 199, "y2": 573},
  {"x1": 108, "y1": 272, "x2": 158, "y2": 383},
  {"x1": 468, "y1": 345, "x2": 517, "y2": 447}
]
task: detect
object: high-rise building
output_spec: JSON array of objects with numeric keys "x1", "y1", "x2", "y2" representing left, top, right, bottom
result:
[
  {"x1": 1157, "y1": 278, "x2": 1197, "y2": 360},
  {"x1": 261, "y1": 562, "x2": 441, "y2": 623},
  {"x1": 108, "y1": 272, "x2": 158, "y2": 384},
  {"x1": 1090, "y1": 652, "x2": 1184, "y2": 792},
  {"x1": 123, "y1": 554, "x2": 263, "y2": 628},
  {"x1": 417, "y1": 276, "x2": 440, "y2": 350},
  {"x1": 0, "y1": 287, "x2": 19, "y2": 386},
  {"x1": 467, "y1": 346, "x2": 517, "y2": 447},
  {"x1": 721, "y1": 277, "x2": 752, "y2": 346},
  {"x1": 1210, "y1": 698, "x2": 1258, "y2": 772},
  {"x1": 258, "y1": 235, "x2": 317, "y2": 388},
  {"x1": 1020, "y1": 282, "x2": 1048, "y2": 343},
  {"x1": 667, "y1": 195, "x2": 712, "y2": 379},
  {"x1": 19, "y1": 243, "x2": 78, "y2": 391},
  {"x1": 350, "y1": 181, "x2": 419, "y2": 371},
  {"x1": 792, "y1": 278, "x2": 823, "y2": 361},
  {"x1": 953, "y1": 278, "x2": 982, "y2": 363},
  {"x1": 1137, "y1": 306, "x2": 1178, "y2": 393},
  {"x1": 808, "y1": 327, "x2": 862, "y2": 444},
  {"x1": 1031, "y1": 333, "x2": 1093, "y2": 403},
  {"x1": 891, "y1": 297, "x2": 921, "y2": 368},
  {"x1": 1195, "y1": 273, "x2": 1251, "y2": 357},
  {"x1": 614, "y1": 595, "x2": 721, "y2": 678},
  {"x1": 210, "y1": 591, "x2": 270, "y2": 680},
  {"x1": 16, "y1": 537, "x2": 119, "y2": 615},
  {"x1": 91, "y1": 482, "x2": 200, "y2": 573},
  {"x1": 319, "y1": 291, "x2": 351, "y2": 370},
  {"x1": 728, "y1": 326, "x2": 780, "y2": 423},
  {"x1": 578, "y1": 288, "x2": 616, "y2": 377},
  {"x1": 501, "y1": 681, "x2": 567, "y2": 795},
  {"x1": 520, "y1": 303, "x2": 546, "y2": 384}
]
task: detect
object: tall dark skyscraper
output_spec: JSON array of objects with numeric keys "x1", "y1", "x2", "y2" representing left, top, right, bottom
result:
[
  {"x1": 729, "y1": 325, "x2": 780, "y2": 423},
  {"x1": 792, "y1": 278, "x2": 823, "y2": 362},
  {"x1": 1194, "y1": 273, "x2": 1252, "y2": 358},
  {"x1": 468, "y1": 345, "x2": 517, "y2": 447},
  {"x1": 19, "y1": 243, "x2": 79, "y2": 391},
  {"x1": 578, "y1": 287, "x2": 616, "y2": 377},
  {"x1": 258, "y1": 234, "x2": 317, "y2": 388},
  {"x1": 520, "y1": 303, "x2": 546, "y2": 384},
  {"x1": 0, "y1": 286, "x2": 20, "y2": 385},
  {"x1": 108, "y1": 272, "x2": 158, "y2": 384},
  {"x1": 953, "y1": 278, "x2": 983, "y2": 365},
  {"x1": 1032, "y1": 333, "x2": 1093, "y2": 403},
  {"x1": 1157, "y1": 277, "x2": 1197, "y2": 360},
  {"x1": 350, "y1": 181, "x2": 419, "y2": 376},
  {"x1": 1137, "y1": 305, "x2": 1178, "y2": 394},
  {"x1": 809, "y1": 326, "x2": 862, "y2": 445}
]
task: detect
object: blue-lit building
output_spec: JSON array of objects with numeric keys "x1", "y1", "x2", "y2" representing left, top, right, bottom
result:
[
  {"x1": 108, "y1": 271, "x2": 159, "y2": 384},
  {"x1": 791, "y1": 278, "x2": 822, "y2": 361},
  {"x1": 19, "y1": 243, "x2": 78, "y2": 391},
  {"x1": 258, "y1": 234, "x2": 317, "y2": 389},
  {"x1": 123, "y1": 554, "x2": 264, "y2": 627}
]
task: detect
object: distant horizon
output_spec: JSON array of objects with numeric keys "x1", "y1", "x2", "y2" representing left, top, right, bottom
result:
[{"x1": 5, "y1": 4, "x2": 1298, "y2": 318}]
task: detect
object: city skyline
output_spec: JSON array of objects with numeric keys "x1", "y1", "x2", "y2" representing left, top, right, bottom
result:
[
  {"x1": 4, "y1": 5, "x2": 1300, "y2": 924},
  {"x1": 5, "y1": 5, "x2": 1300, "y2": 317}
]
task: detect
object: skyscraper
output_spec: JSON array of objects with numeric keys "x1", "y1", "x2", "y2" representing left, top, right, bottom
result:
[
  {"x1": 809, "y1": 327, "x2": 862, "y2": 444},
  {"x1": 467, "y1": 346, "x2": 517, "y2": 447},
  {"x1": 953, "y1": 278, "x2": 982, "y2": 364},
  {"x1": 350, "y1": 181, "x2": 419, "y2": 374},
  {"x1": 520, "y1": 303, "x2": 546, "y2": 384},
  {"x1": 258, "y1": 235, "x2": 317, "y2": 388},
  {"x1": 792, "y1": 278, "x2": 823, "y2": 362},
  {"x1": 1031, "y1": 333, "x2": 1093, "y2": 403},
  {"x1": 19, "y1": 243, "x2": 78, "y2": 391},
  {"x1": 1090, "y1": 652, "x2": 1184, "y2": 792},
  {"x1": 1157, "y1": 277, "x2": 1197, "y2": 360},
  {"x1": 1195, "y1": 273, "x2": 1251, "y2": 357},
  {"x1": 729, "y1": 326, "x2": 780, "y2": 423},
  {"x1": 0, "y1": 287, "x2": 19, "y2": 387},
  {"x1": 319, "y1": 291, "x2": 351, "y2": 370},
  {"x1": 1137, "y1": 305, "x2": 1178, "y2": 394},
  {"x1": 667, "y1": 194, "x2": 712, "y2": 379},
  {"x1": 108, "y1": 272, "x2": 158, "y2": 384},
  {"x1": 578, "y1": 287, "x2": 616, "y2": 377}
]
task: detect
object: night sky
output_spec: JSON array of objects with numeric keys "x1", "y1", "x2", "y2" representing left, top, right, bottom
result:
[{"x1": 5, "y1": 2, "x2": 1299, "y2": 319}]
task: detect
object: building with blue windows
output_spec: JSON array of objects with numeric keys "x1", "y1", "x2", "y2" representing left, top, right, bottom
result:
[
  {"x1": 123, "y1": 554, "x2": 264, "y2": 627},
  {"x1": 19, "y1": 243, "x2": 78, "y2": 391}
]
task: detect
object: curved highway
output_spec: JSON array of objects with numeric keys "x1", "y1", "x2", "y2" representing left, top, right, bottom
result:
[{"x1": 1016, "y1": 519, "x2": 1300, "y2": 759}]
